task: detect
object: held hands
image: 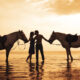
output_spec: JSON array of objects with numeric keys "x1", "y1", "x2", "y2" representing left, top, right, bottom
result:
[
  {"x1": 45, "y1": 39, "x2": 52, "y2": 44},
  {"x1": 48, "y1": 40, "x2": 53, "y2": 44}
]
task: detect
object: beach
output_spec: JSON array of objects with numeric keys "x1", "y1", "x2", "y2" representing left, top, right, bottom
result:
[{"x1": 0, "y1": 51, "x2": 80, "y2": 80}]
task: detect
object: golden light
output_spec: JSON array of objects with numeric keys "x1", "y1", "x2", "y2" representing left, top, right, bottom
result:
[{"x1": 0, "y1": 0, "x2": 80, "y2": 51}]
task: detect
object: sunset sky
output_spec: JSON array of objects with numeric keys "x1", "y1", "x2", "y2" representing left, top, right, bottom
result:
[{"x1": 0, "y1": 0, "x2": 80, "y2": 51}]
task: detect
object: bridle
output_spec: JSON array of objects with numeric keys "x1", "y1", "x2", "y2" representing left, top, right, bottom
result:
[{"x1": 12, "y1": 32, "x2": 26, "y2": 50}]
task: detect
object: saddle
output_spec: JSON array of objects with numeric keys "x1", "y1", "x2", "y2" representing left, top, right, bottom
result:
[
  {"x1": 65, "y1": 34, "x2": 78, "y2": 45},
  {"x1": 0, "y1": 35, "x2": 7, "y2": 48}
]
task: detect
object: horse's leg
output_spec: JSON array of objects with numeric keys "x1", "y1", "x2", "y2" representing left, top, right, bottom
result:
[
  {"x1": 66, "y1": 48, "x2": 73, "y2": 62},
  {"x1": 6, "y1": 48, "x2": 11, "y2": 62},
  {"x1": 69, "y1": 48, "x2": 73, "y2": 62},
  {"x1": 66, "y1": 48, "x2": 70, "y2": 61}
]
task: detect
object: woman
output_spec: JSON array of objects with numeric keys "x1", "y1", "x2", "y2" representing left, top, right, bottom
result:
[{"x1": 26, "y1": 32, "x2": 35, "y2": 62}]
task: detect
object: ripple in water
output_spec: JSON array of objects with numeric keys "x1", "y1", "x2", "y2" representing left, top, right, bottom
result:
[{"x1": 0, "y1": 51, "x2": 80, "y2": 80}]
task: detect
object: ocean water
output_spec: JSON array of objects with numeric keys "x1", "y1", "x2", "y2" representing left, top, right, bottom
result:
[{"x1": 0, "y1": 51, "x2": 80, "y2": 80}]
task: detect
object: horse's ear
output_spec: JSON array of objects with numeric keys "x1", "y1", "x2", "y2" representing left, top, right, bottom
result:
[
  {"x1": 52, "y1": 31, "x2": 55, "y2": 34},
  {"x1": 19, "y1": 30, "x2": 20, "y2": 32},
  {"x1": 21, "y1": 30, "x2": 23, "y2": 33},
  {"x1": 19, "y1": 30, "x2": 22, "y2": 32}
]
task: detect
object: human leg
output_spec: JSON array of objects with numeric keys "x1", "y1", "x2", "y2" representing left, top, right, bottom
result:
[
  {"x1": 36, "y1": 45, "x2": 39, "y2": 63},
  {"x1": 26, "y1": 54, "x2": 31, "y2": 61},
  {"x1": 40, "y1": 44, "x2": 44, "y2": 61},
  {"x1": 30, "y1": 54, "x2": 32, "y2": 62}
]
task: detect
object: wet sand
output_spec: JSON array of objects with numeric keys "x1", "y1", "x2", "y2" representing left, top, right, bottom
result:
[{"x1": 0, "y1": 51, "x2": 80, "y2": 80}]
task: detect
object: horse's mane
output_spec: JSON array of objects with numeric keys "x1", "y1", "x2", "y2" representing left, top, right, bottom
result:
[
  {"x1": 7, "y1": 31, "x2": 19, "y2": 36},
  {"x1": 54, "y1": 32, "x2": 79, "y2": 36},
  {"x1": 54, "y1": 32, "x2": 67, "y2": 35}
]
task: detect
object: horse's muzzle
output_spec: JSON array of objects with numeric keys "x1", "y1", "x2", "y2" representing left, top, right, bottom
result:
[
  {"x1": 48, "y1": 40, "x2": 53, "y2": 44},
  {"x1": 24, "y1": 39, "x2": 28, "y2": 43}
]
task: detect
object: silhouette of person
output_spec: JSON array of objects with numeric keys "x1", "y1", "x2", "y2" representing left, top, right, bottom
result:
[
  {"x1": 26, "y1": 32, "x2": 35, "y2": 62},
  {"x1": 27, "y1": 61, "x2": 44, "y2": 80},
  {"x1": 34, "y1": 30, "x2": 48, "y2": 63}
]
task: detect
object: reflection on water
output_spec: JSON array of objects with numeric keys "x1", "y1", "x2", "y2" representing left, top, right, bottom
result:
[
  {"x1": 0, "y1": 61, "x2": 13, "y2": 80},
  {"x1": 28, "y1": 61, "x2": 44, "y2": 80},
  {"x1": 0, "y1": 52, "x2": 80, "y2": 80}
]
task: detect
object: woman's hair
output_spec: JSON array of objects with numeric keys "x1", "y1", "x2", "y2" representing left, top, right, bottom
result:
[{"x1": 30, "y1": 32, "x2": 34, "y2": 38}]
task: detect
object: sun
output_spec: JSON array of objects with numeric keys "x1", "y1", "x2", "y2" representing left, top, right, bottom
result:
[
  {"x1": 44, "y1": 0, "x2": 49, "y2": 2},
  {"x1": 69, "y1": 0, "x2": 74, "y2": 2},
  {"x1": 26, "y1": 0, "x2": 30, "y2": 2}
]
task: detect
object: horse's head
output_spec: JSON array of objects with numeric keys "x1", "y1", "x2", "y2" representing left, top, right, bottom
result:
[
  {"x1": 18, "y1": 30, "x2": 28, "y2": 43},
  {"x1": 48, "y1": 31, "x2": 56, "y2": 44}
]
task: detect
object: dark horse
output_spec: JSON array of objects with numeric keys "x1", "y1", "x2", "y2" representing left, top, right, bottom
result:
[
  {"x1": 49, "y1": 31, "x2": 79, "y2": 61},
  {"x1": 0, "y1": 30, "x2": 28, "y2": 62}
]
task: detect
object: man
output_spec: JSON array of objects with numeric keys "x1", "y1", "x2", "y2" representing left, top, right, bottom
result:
[{"x1": 34, "y1": 30, "x2": 48, "y2": 63}]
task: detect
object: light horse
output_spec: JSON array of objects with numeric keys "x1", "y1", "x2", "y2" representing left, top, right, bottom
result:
[
  {"x1": 0, "y1": 30, "x2": 28, "y2": 62},
  {"x1": 49, "y1": 31, "x2": 80, "y2": 61}
]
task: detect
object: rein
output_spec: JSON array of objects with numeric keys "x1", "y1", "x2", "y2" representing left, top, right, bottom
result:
[
  {"x1": 12, "y1": 41, "x2": 61, "y2": 50},
  {"x1": 12, "y1": 40, "x2": 26, "y2": 50},
  {"x1": 12, "y1": 32, "x2": 26, "y2": 50},
  {"x1": 17, "y1": 40, "x2": 26, "y2": 49},
  {"x1": 17, "y1": 32, "x2": 26, "y2": 50},
  {"x1": 52, "y1": 43, "x2": 61, "y2": 46}
]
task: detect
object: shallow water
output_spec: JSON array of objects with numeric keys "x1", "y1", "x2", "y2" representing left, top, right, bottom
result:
[{"x1": 0, "y1": 51, "x2": 80, "y2": 80}]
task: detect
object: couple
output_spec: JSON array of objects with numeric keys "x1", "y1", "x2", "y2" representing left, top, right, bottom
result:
[{"x1": 26, "y1": 30, "x2": 48, "y2": 63}]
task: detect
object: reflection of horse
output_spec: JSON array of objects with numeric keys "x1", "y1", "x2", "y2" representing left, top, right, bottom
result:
[
  {"x1": 0, "y1": 61, "x2": 13, "y2": 79},
  {"x1": 48, "y1": 31, "x2": 80, "y2": 61},
  {"x1": 0, "y1": 30, "x2": 28, "y2": 62}
]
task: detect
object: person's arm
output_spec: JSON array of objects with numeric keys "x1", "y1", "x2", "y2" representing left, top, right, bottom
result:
[{"x1": 42, "y1": 35, "x2": 48, "y2": 42}]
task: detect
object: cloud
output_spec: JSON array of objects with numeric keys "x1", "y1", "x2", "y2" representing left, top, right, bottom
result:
[
  {"x1": 44, "y1": 0, "x2": 80, "y2": 15},
  {"x1": 0, "y1": 0, "x2": 51, "y2": 33}
]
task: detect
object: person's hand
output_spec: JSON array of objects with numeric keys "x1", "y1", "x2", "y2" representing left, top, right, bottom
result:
[{"x1": 48, "y1": 40, "x2": 52, "y2": 44}]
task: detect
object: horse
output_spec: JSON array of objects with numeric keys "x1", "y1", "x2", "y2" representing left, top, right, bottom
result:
[
  {"x1": 48, "y1": 31, "x2": 80, "y2": 62},
  {"x1": 0, "y1": 30, "x2": 28, "y2": 62}
]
